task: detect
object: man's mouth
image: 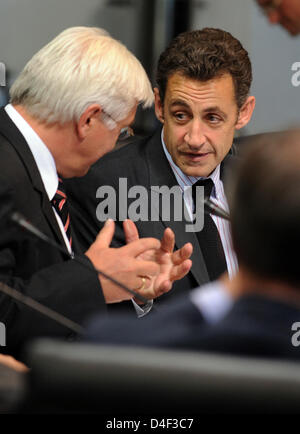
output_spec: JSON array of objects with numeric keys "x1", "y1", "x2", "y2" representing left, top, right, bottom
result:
[{"x1": 180, "y1": 151, "x2": 212, "y2": 162}]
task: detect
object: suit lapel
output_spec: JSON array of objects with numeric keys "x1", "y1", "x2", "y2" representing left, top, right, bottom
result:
[
  {"x1": 0, "y1": 108, "x2": 67, "y2": 249},
  {"x1": 145, "y1": 129, "x2": 209, "y2": 286}
]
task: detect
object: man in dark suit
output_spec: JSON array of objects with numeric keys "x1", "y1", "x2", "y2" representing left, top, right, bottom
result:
[
  {"x1": 0, "y1": 27, "x2": 192, "y2": 358},
  {"x1": 66, "y1": 28, "x2": 256, "y2": 306},
  {"x1": 85, "y1": 130, "x2": 300, "y2": 361}
]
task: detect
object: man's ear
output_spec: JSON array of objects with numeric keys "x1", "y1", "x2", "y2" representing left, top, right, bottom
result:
[
  {"x1": 154, "y1": 87, "x2": 164, "y2": 123},
  {"x1": 77, "y1": 104, "x2": 102, "y2": 139},
  {"x1": 235, "y1": 96, "x2": 256, "y2": 131}
]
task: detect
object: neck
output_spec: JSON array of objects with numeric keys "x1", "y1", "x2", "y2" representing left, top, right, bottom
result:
[
  {"x1": 222, "y1": 267, "x2": 300, "y2": 307},
  {"x1": 13, "y1": 105, "x2": 77, "y2": 177}
]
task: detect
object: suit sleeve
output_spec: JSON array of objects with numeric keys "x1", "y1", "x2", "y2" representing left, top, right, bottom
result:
[
  {"x1": 84, "y1": 294, "x2": 204, "y2": 348},
  {"x1": 0, "y1": 179, "x2": 106, "y2": 358}
]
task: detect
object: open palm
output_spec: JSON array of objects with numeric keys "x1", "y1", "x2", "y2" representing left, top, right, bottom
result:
[{"x1": 123, "y1": 220, "x2": 193, "y2": 300}]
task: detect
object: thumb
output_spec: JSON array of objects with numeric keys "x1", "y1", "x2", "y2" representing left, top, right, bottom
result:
[{"x1": 94, "y1": 219, "x2": 115, "y2": 248}]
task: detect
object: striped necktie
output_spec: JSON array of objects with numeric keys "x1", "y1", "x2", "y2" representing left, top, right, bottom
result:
[
  {"x1": 192, "y1": 178, "x2": 227, "y2": 280},
  {"x1": 51, "y1": 177, "x2": 72, "y2": 247}
]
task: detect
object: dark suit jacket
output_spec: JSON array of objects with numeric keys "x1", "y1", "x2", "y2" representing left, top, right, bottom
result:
[
  {"x1": 85, "y1": 292, "x2": 300, "y2": 362},
  {"x1": 65, "y1": 128, "x2": 236, "y2": 306},
  {"x1": 0, "y1": 108, "x2": 106, "y2": 358}
]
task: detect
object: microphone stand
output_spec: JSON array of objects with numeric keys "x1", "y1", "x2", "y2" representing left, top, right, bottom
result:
[{"x1": 0, "y1": 281, "x2": 84, "y2": 334}]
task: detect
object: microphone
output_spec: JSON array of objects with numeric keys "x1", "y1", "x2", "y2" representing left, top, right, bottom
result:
[
  {"x1": 0, "y1": 281, "x2": 84, "y2": 334},
  {"x1": 204, "y1": 198, "x2": 230, "y2": 221},
  {"x1": 11, "y1": 212, "x2": 149, "y2": 305}
]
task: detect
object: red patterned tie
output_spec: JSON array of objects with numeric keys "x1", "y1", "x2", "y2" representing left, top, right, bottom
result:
[{"x1": 51, "y1": 177, "x2": 72, "y2": 247}]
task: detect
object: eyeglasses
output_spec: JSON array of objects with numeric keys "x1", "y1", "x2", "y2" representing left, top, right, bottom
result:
[
  {"x1": 101, "y1": 110, "x2": 135, "y2": 143},
  {"x1": 118, "y1": 126, "x2": 134, "y2": 142}
]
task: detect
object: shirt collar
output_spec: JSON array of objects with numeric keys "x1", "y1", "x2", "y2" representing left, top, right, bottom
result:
[
  {"x1": 5, "y1": 104, "x2": 58, "y2": 200},
  {"x1": 189, "y1": 280, "x2": 233, "y2": 324},
  {"x1": 161, "y1": 127, "x2": 222, "y2": 199}
]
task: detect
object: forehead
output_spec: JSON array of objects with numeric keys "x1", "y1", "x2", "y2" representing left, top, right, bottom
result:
[{"x1": 164, "y1": 72, "x2": 237, "y2": 110}]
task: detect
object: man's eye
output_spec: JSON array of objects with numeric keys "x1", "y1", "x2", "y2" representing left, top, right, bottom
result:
[
  {"x1": 207, "y1": 114, "x2": 222, "y2": 123},
  {"x1": 173, "y1": 112, "x2": 188, "y2": 121}
]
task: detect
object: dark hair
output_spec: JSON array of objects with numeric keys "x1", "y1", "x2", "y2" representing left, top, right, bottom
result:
[
  {"x1": 230, "y1": 130, "x2": 300, "y2": 286},
  {"x1": 156, "y1": 28, "x2": 252, "y2": 109}
]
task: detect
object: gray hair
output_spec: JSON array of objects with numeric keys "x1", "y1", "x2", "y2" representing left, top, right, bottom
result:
[{"x1": 10, "y1": 26, "x2": 154, "y2": 125}]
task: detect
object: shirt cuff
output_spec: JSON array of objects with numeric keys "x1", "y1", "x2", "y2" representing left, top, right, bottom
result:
[{"x1": 131, "y1": 298, "x2": 153, "y2": 318}]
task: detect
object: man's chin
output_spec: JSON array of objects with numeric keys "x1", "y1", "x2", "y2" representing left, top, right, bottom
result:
[
  {"x1": 179, "y1": 162, "x2": 215, "y2": 178},
  {"x1": 65, "y1": 166, "x2": 90, "y2": 179},
  {"x1": 78, "y1": 167, "x2": 90, "y2": 177}
]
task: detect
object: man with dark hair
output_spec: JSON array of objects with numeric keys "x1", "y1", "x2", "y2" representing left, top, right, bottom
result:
[
  {"x1": 85, "y1": 131, "x2": 300, "y2": 361},
  {"x1": 66, "y1": 28, "x2": 255, "y2": 307},
  {"x1": 156, "y1": 27, "x2": 252, "y2": 111}
]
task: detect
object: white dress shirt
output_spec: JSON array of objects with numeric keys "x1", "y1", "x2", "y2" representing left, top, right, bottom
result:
[{"x1": 161, "y1": 129, "x2": 238, "y2": 278}]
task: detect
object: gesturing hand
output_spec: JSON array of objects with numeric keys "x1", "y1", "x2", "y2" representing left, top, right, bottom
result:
[
  {"x1": 123, "y1": 219, "x2": 193, "y2": 301},
  {"x1": 85, "y1": 219, "x2": 162, "y2": 303}
]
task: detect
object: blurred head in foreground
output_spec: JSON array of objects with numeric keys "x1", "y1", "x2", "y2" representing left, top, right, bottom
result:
[{"x1": 230, "y1": 129, "x2": 300, "y2": 294}]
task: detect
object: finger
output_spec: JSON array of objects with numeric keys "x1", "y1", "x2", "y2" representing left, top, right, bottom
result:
[
  {"x1": 160, "y1": 228, "x2": 175, "y2": 253},
  {"x1": 171, "y1": 243, "x2": 193, "y2": 265},
  {"x1": 135, "y1": 276, "x2": 151, "y2": 291},
  {"x1": 154, "y1": 280, "x2": 172, "y2": 297},
  {"x1": 123, "y1": 219, "x2": 139, "y2": 244},
  {"x1": 124, "y1": 237, "x2": 161, "y2": 257},
  {"x1": 94, "y1": 219, "x2": 115, "y2": 248},
  {"x1": 169, "y1": 259, "x2": 192, "y2": 282}
]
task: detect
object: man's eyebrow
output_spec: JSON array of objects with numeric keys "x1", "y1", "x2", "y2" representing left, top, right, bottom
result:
[
  {"x1": 203, "y1": 106, "x2": 228, "y2": 119},
  {"x1": 169, "y1": 99, "x2": 190, "y2": 109},
  {"x1": 170, "y1": 101, "x2": 228, "y2": 119}
]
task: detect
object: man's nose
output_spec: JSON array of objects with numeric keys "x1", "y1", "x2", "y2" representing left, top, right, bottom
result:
[{"x1": 184, "y1": 119, "x2": 206, "y2": 149}]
